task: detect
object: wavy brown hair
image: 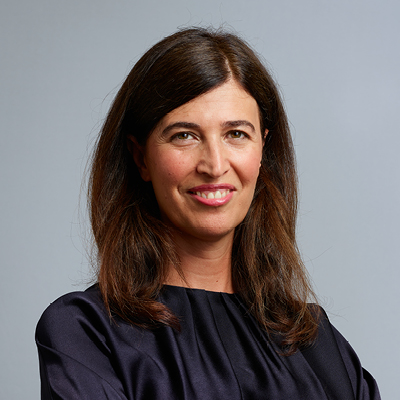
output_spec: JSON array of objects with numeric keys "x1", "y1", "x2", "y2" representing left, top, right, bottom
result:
[{"x1": 89, "y1": 27, "x2": 319, "y2": 354}]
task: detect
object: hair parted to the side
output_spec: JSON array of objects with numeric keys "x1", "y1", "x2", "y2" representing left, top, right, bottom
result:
[{"x1": 89, "y1": 27, "x2": 319, "y2": 354}]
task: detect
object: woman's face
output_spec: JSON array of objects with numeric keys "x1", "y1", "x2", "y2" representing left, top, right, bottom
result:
[{"x1": 132, "y1": 79, "x2": 266, "y2": 241}]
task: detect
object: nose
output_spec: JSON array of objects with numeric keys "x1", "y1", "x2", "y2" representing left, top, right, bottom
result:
[{"x1": 196, "y1": 141, "x2": 230, "y2": 178}]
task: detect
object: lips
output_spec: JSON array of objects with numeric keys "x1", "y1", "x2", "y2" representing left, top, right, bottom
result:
[
  {"x1": 195, "y1": 189, "x2": 230, "y2": 199},
  {"x1": 188, "y1": 184, "x2": 236, "y2": 206}
]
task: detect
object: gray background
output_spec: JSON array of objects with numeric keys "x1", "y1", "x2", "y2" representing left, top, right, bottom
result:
[{"x1": 1, "y1": 0, "x2": 398, "y2": 398}]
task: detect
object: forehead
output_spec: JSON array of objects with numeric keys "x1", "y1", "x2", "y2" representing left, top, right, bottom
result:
[{"x1": 157, "y1": 80, "x2": 261, "y2": 130}]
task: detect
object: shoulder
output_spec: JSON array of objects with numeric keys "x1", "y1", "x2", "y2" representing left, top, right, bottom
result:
[
  {"x1": 37, "y1": 284, "x2": 104, "y2": 323},
  {"x1": 35, "y1": 285, "x2": 132, "y2": 398},
  {"x1": 38, "y1": 283, "x2": 103, "y2": 313},
  {"x1": 35, "y1": 284, "x2": 109, "y2": 350},
  {"x1": 329, "y1": 322, "x2": 381, "y2": 399},
  {"x1": 305, "y1": 306, "x2": 381, "y2": 400}
]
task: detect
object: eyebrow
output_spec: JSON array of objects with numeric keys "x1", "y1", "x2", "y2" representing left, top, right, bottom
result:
[
  {"x1": 221, "y1": 120, "x2": 256, "y2": 132},
  {"x1": 161, "y1": 120, "x2": 256, "y2": 136},
  {"x1": 161, "y1": 122, "x2": 201, "y2": 136}
]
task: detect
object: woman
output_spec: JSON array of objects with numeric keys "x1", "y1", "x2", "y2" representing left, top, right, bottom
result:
[{"x1": 36, "y1": 27, "x2": 380, "y2": 399}]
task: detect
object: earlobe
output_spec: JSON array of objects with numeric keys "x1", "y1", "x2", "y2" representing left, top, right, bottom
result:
[{"x1": 127, "y1": 135, "x2": 151, "y2": 182}]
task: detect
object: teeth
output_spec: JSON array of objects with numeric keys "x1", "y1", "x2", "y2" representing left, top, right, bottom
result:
[{"x1": 195, "y1": 190, "x2": 230, "y2": 199}]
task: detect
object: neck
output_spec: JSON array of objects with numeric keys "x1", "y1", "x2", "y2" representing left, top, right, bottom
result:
[{"x1": 165, "y1": 230, "x2": 234, "y2": 293}]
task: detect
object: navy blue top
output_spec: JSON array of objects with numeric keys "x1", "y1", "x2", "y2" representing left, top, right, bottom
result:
[{"x1": 36, "y1": 284, "x2": 380, "y2": 399}]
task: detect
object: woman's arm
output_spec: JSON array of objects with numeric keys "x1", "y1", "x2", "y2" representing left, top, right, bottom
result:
[
  {"x1": 35, "y1": 289, "x2": 128, "y2": 400},
  {"x1": 331, "y1": 324, "x2": 381, "y2": 400}
]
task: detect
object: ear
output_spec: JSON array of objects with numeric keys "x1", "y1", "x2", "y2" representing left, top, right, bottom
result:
[
  {"x1": 260, "y1": 129, "x2": 268, "y2": 168},
  {"x1": 127, "y1": 135, "x2": 151, "y2": 182},
  {"x1": 262, "y1": 129, "x2": 269, "y2": 146}
]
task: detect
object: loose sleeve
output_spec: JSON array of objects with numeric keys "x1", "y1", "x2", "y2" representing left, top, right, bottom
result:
[
  {"x1": 332, "y1": 325, "x2": 381, "y2": 400},
  {"x1": 35, "y1": 291, "x2": 128, "y2": 400}
]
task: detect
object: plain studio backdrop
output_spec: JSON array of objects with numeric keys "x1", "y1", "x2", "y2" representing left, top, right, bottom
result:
[{"x1": 1, "y1": 0, "x2": 399, "y2": 398}]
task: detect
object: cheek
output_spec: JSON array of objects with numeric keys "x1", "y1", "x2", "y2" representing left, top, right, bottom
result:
[
  {"x1": 239, "y1": 150, "x2": 263, "y2": 184},
  {"x1": 149, "y1": 151, "x2": 190, "y2": 191}
]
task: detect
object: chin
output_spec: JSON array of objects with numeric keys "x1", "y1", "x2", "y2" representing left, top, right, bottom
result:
[{"x1": 179, "y1": 225, "x2": 237, "y2": 242}]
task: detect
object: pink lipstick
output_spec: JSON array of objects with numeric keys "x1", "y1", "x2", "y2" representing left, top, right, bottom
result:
[{"x1": 188, "y1": 184, "x2": 235, "y2": 206}]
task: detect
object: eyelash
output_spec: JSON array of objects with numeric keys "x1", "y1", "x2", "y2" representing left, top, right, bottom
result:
[
  {"x1": 171, "y1": 132, "x2": 194, "y2": 141},
  {"x1": 228, "y1": 130, "x2": 249, "y2": 139},
  {"x1": 171, "y1": 130, "x2": 249, "y2": 141}
]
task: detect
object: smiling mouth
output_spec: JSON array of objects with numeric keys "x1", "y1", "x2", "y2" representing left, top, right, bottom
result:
[
  {"x1": 187, "y1": 185, "x2": 235, "y2": 205},
  {"x1": 191, "y1": 189, "x2": 231, "y2": 199}
]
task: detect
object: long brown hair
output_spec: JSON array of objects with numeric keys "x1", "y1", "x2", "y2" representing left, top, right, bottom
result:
[{"x1": 89, "y1": 27, "x2": 319, "y2": 353}]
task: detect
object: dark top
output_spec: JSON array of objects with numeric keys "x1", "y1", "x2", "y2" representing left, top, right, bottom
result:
[{"x1": 36, "y1": 284, "x2": 380, "y2": 399}]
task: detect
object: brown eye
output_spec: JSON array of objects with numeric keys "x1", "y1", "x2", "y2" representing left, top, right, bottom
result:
[
  {"x1": 175, "y1": 132, "x2": 193, "y2": 140},
  {"x1": 229, "y1": 131, "x2": 246, "y2": 139}
]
